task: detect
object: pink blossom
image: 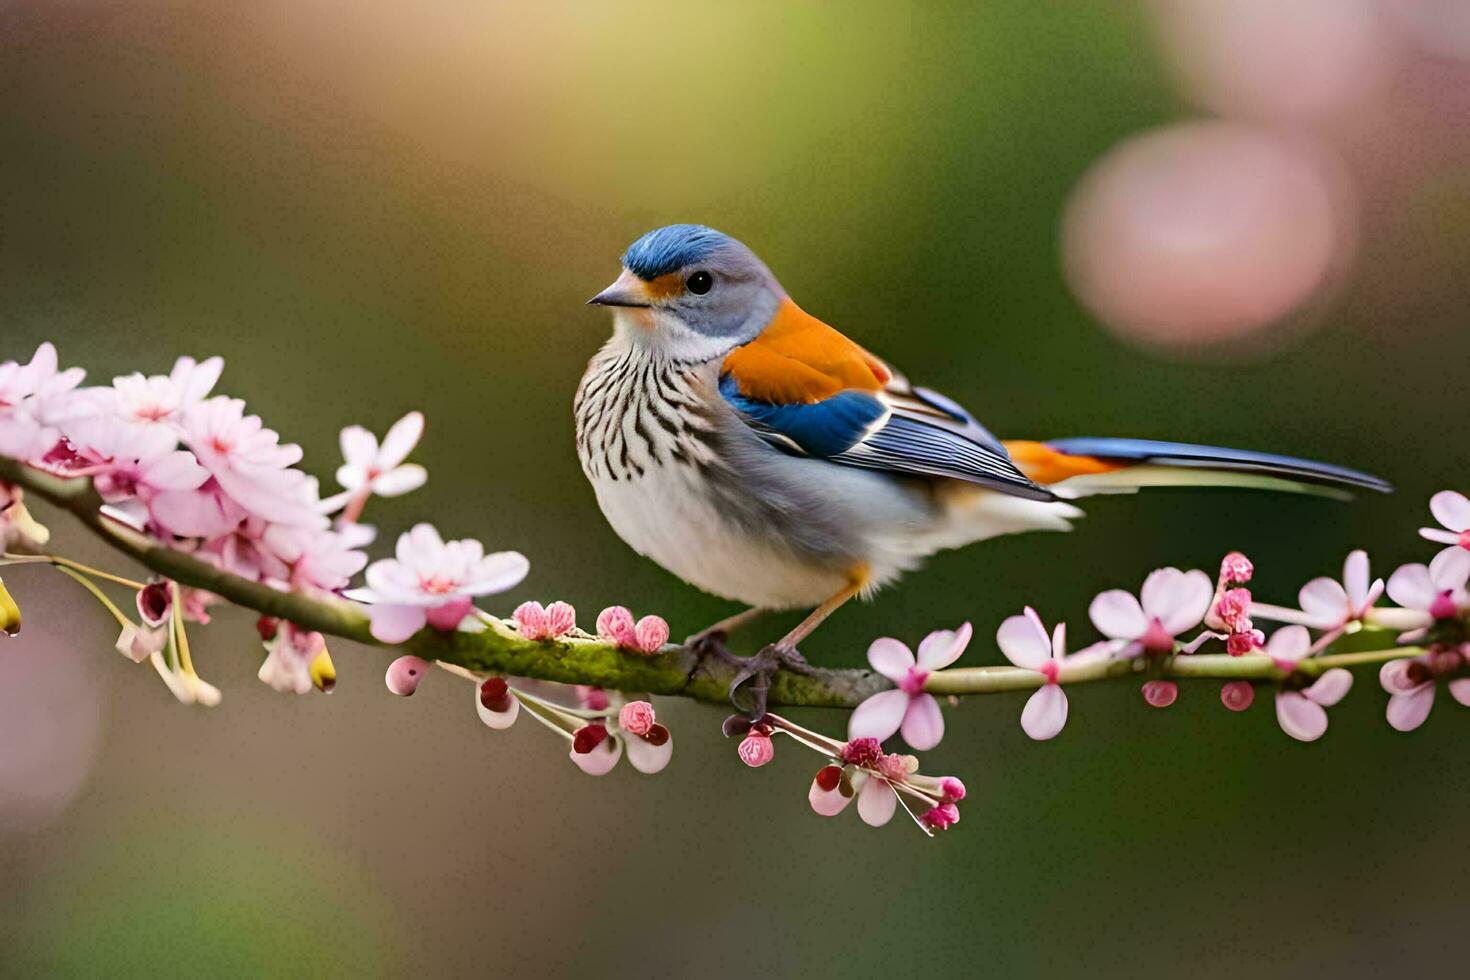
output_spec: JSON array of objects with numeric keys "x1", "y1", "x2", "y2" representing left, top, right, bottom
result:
[
  {"x1": 0, "y1": 343, "x2": 87, "y2": 459},
  {"x1": 345, "y1": 524, "x2": 529, "y2": 643},
  {"x1": 106, "y1": 356, "x2": 223, "y2": 429},
  {"x1": 178, "y1": 396, "x2": 319, "y2": 527},
  {"x1": 996, "y1": 608, "x2": 1101, "y2": 740},
  {"x1": 922, "y1": 803, "x2": 961, "y2": 831},
  {"x1": 476, "y1": 676, "x2": 520, "y2": 729},
  {"x1": 1089, "y1": 567, "x2": 1213, "y2": 657},
  {"x1": 385, "y1": 655, "x2": 431, "y2": 696},
  {"x1": 596, "y1": 606, "x2": 668, "y2": 653},
  {"x1": 114, "y1": 622, "x2": 168, "y2": 663},
  {"x1": 257, "y1": 622, "x2": 329, "y2": 695},
  {"x1": 1262, "y1": 626, "x2": 1353, "y2": 741},
  {"x1": 1227, "y1": 629, "x2": 1263, "y2": 656},
  {"x1": 332, "y1": 411, "x2": 427, "y2": 504},
  {"x1": 576, "y1": 686, "x2": 609, "y2": 711},
  {"x1": 1254, "y1": 551, "x2": 1385, "y2": 630},
  {"x1": 848, "y1": 623, "x2": 971, "y2": 750},
  {"x1": 1214, "y1": 588, "x2": 1253, "y2": 632},
  {"x1": 738, "y1": 731, "x2": 775, "y2": 767},
  {"x1": 259, "y1": 522, "x2": 368, "y2": 593},
  {"x1": 1420, "y1": 491, "x2": 1470, "y2": 561},
  {"x1": 1386, "y1": 549, "x2": 1470, "y2": 622},
  {"x1": 1379, "y1": 649, "x2": 1470, "y2": 732}
]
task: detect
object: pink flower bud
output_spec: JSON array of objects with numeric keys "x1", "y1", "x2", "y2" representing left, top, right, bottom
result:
[
  {"x1": 876, "y1": 752, "x2": 909, "y2": 781},
  {"x1": 619, "y1": 700, "x2": 656, "y2": 736},
  {"x1": 385, "y1": 655, "x2": 431, "y2": 696},
  {"x1": 545, "y1": 601, "x2": 576, "y2": 638},
  {"x1": 939, "y1": 777, "x2": 967, "y2": 803},
  {"x1": 513, "y1": 601, "x2": 549, "y2": 640},
  {"x1": 1220, "y1": 680, "x2": 1254, "y2": 712},
  {"x1": 255, "y1": 615, "x2": 279, "y2": 642},
  {"x1": 425, "y1": 595, "x2": 474, "y2": 632},
  {"x1": 596, "y1": 605, "x2": 637, "y2": 647},
  {"x1": 479, "y1": 676, "x2": 513, "y2": 713},
  {"x1": 738, "y1": 732, "x2": 775, "y2": 767},
  {"x1": 922, "y1": 802, "x2": 961, "y2": 831},
  {"x1": 1142, "y1": 679, "x2": 1178, "y2": 708},
  {"x1": 634, "y1": 615, "x2": 669, "y2": 654},
  {"x1": 1220, "y1": 552, "x2": 1254, "y2": 585}
]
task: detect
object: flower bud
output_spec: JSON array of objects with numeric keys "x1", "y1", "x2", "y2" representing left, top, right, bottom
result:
[
  {"x1": 633, "y1": 615, "x2": 669, "y2": 654},
  {"x1": 618, "y1": 700, "x2": 656, "y2": 736},
  {"x1": 737, "y1": 732, "x2": 775, "y2": 767},
  {"x1": 1220, "y1": 680, "x2": 1254, "y2": 712},
  {"x1": 1220, "y1": 552, "x2": 1254, "y2": 586},
  {"x1": 576, "y1": 685, "x2": 609, "y2": 711},
  {"x1": 573, "y1": 722, "x2": 610, "y2": 755},
  {"x1": 544, "y1": 601, "x2": 576, "y2": 638},
  {"x1": 569, "y1": 728, "x2": 622, "y2": 775},
  {"x1": 256, "y1": 615, "x2": 279, "y2": 642},
  {"x1": 1142, "y1": 679, "x2": 1178, "y2": 708},
  {"x1": 512, "y1": 601, "x2": 549, "y2": 640},
  {"x1": 625, "y1": 723, "x2": 673, "y2": 774},
  {"x1": 385, "y1": 655, "x2": 431, "y2": 696},
  {"x1": 922, "y1": 803, "x2": 961, "y2": 831},
  {"x1": 0, "y1": 576, "x2": 20, "y2": 636},
  {"x1": 475, "y1": 676, "x2": 519, "y2": 729},
  {"x1": 939, "y1": 776, "x2": 967, "y2": 803},
  {"x1": 596, "y1": 606, "x2": 636, "y2": 646},
  {"x1": 136, "y1": 582, "x2": 172, "y2": 628},
  {"x1": 115, "y1": 622, "x2": 167, "y2": 663},
  {"x1": 309, "y1": 649, "x2": 336, "y2": 693}
]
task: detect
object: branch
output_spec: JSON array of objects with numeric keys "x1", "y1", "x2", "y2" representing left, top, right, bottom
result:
[{"x1": 0, "y1": 455, "x2": 1424, "y2": 709}]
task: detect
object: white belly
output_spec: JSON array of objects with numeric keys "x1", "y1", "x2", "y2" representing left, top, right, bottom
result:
[{"x1": 589, "y1": 466, "x2": 849, "y2": 609}]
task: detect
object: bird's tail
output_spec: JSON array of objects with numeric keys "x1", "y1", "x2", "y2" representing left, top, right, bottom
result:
[{"x1": 1004, "y1": 438, "x2": 1392, "y2": 502}]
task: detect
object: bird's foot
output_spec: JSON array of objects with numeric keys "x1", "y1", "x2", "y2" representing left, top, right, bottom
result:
[
  {"x1": 727, "y1": 643, "x2": 813, "y2": 721},
  {"x1": 685, "y1": 627, "x2": 742, "y2": 668}
]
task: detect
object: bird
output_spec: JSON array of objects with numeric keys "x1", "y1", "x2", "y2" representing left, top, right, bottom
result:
[{"x1": 575, "y1": 223, "x2": 1389, "y2": 666}]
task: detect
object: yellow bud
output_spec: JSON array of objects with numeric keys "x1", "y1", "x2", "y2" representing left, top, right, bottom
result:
[
  {"x1": 310, "y1": 648, "x2": 336, "y2": 693},
  {"x1": 0, "y1": 575, "x2": 20, "y2": 636},
  {"x1": 8, "y1": 500, "x2": 50, "y2": 551}
]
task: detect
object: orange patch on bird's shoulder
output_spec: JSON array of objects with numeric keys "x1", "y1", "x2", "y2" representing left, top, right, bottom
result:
[
  {"x1": 722, "y1": 298, "x2": 887, "y2": 404},
  {"x1": 1003, "y1": 441, "x2": 1126, "y2": 485}
]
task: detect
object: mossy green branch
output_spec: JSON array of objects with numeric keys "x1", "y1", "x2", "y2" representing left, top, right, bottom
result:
[{"x1": 0, "y1": 455, "x2": 1424, "y2": 709}]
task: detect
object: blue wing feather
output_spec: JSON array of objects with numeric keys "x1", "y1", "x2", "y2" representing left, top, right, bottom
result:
[{"x1": 718, "y1": 375, "x2": 1055, "y2": 501}]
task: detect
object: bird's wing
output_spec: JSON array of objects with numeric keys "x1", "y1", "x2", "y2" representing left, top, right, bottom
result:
[{"x1": 719, "y1": 299, "x2": 1056, "y2": 501}]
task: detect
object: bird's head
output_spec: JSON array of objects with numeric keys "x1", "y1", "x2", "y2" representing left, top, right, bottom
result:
[{"x1": 588, "y1": 224, "x2": 783, "y2": 357}]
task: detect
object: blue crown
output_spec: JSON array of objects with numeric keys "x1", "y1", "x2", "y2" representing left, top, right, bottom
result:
[{"x1": 622, "y1": 224, "x2": 731, "y2": 280}]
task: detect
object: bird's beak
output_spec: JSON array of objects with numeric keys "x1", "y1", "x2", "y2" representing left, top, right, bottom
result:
[{"x1": 586, "y1": 270, "x2": 652, "y2": 308}]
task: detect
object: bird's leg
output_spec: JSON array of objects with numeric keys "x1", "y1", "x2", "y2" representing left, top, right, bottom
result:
[{"x1": 728, "y1": 576, "x2": 868, "y2": 717}]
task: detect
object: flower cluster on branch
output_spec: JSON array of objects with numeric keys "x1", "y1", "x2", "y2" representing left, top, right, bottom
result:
[{"x1": 2, "y1": 342, "x2": 1468, "y2": 836}]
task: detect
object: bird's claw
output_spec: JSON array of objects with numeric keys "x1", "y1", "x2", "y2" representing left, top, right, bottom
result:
[
  {"x1": 686, "y1": 628, "x2": 741, "y2": 667},
  {"x1": 727, "y1": 643, "x2": 810, "y2": 720}
]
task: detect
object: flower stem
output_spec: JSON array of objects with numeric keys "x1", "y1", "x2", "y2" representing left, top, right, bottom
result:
[{"x1": 52, "y1": 565, "x2": 132, "y2": 629}]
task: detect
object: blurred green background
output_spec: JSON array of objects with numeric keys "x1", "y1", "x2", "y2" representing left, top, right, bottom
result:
[{"x1": 3, "y1": 2, "x2": 1469, "y2": 977}]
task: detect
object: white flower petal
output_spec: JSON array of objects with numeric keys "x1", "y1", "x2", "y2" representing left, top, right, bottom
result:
[
  {"x1": 1430, "y1": 547, "x2": 1470, "y2": 591},
  {"x1": 1158, "y1": 570, "x2": 1214, "y2": 635},
  {"x1": 1387, "y1": 684, "x2": 1436, "y2": 732},
  {"x1": 1020, "y1": 685, "x2": 1068, "y2": 741},
  {"x1": 1297, "y1": 577, "x2": 1348, "y2": 626},
  {"x1": 377, "y1": 411, "x2": 425, "y2": 469},
  {"x1": 847, "y1": 689, "x2": 908, "y2": 743},
  {"x1": 1430, "y1": 490, "x2": 1470, "y2": 533},
  {"x1": 338, "y1": 425, "x2": 378, "y2": 470},
  {"x1": 1343, "y1": 550, "x2": 1370, "y2": 612},
  {"x1": 866, "y1": 637, "x2": 915, "y2": 681},
  {"x1": 1305, "y1": 668, "x2": 1353, "y2": 707},
  {"x1": 1276, "y1": 691, "x2": 1328, "y2": 742},
  {"x1": 624, "y1": 732, "x2": 673, "y2": 774},
  {"x1": 463, "y1": 551, "x2": 530, "y2": 595},
  {"x1": 1264, "y1": 625, "x2": 1311, "y2": 665},
  {"x1": 367, "y1": 603, "x2": 427, "y2": 643},
  {"x1": 997, "y1": 612, "x2": 1051, "y2": 669},
  {"x1": 1089, "y1": 589, "x2": 1147, "y2": 640},
  {"x1": 915, "y1": 621, "x2": 972, "y2": 670},
  {"x1": 371, "y1": 464, "x2": 427, "y2": 497},
  {"x1": 1448, "y1": 678, "x2": 1470, "y2": 708},
  {"x1": 900, "y1": 694, "x2": 944, "y2": 750},
  {"x1": 569, "y1": 736, "x2": 622, "y2": 776},
  {"x1": 856, "y1": 776, "x2": 897, "y2": 827},
  {"x1": 1386, "y1": 563, "x2": 1435, "y2": 611}
]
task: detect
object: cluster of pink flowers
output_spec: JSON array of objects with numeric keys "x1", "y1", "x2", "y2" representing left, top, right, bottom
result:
[
  {"x1": 834, "y1": 489, "x2": 1470, "y2": 758},
  {"x1": 384, "y1": 654, "x2": 673, "y2": 776},
  {"x1": 0, "y1": 343, "x2": 537, "y2": 701},
  {"x1": 727, "y1": 713, "x2": 965, "y2": 834}
]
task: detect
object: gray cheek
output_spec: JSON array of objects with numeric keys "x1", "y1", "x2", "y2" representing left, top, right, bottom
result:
[{"x1": 685, "y1": 287, "x2": 777, "y2": 341}]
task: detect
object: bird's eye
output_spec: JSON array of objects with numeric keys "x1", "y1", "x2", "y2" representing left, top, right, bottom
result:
[{"x1": 686, "y1": 271, "x2": 713, "y2": 295}]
